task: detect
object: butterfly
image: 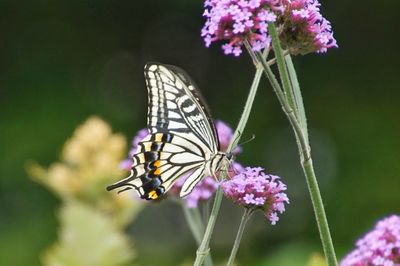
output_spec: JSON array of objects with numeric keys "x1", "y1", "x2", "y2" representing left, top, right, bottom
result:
[{"x1": 107, "y1": 63, "x2": 232, "y2": 200}]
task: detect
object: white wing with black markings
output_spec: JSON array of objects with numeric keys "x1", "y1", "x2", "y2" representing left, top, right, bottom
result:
[{"x1": 107, "y1": 63, "x2": 226, "y2": 200}]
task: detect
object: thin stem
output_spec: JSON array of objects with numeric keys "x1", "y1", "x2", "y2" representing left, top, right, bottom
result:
[
  {"x1": 227, "y1": 208, "x2": 253, "y2": 266},
  {"x1": 193, "y1": 187, "x2": 223, "y2": 266},
  {"x1": 181, "y1": 203, "x2": 214, "y2": 266},
  {"x1": 268, "y1": 23, "x2": 337, "y2": 266},
  {"x1": 302, "y1": 158, "x2": 336, "y2": 266},
  {"x1": 268, "y1": 24, "x2": 298, "y2": 115},
  {"x1": 285, "y1": 55, "x2": 308, "y2": 143},
  {"x1": 250, "y1": 48, "x2": 311, "y2": 161},
  {"x1": 227, "y1": 66, "x2": 263, "y2": 153},
  {"x1": 247, "y1": 22, "x2": 338, "y2": 266},
  {"x1": 194, "y1": 46, "x2": 265, "y2": 266},
  {"x1": 285, "y1": 55, "x2": 309, "y2": 161},
  {"x1": 228, "y1": 40, "x2": 270, "y2": 153}
]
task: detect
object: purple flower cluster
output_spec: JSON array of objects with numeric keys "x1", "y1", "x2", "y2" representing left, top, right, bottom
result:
[
  {"x1": 221, "y1": 167, "x2": 289, "y2": 225},
  {"x1": 279, "y1": 0, "x2": 338, "y2": 54},
  {"x1": 120, "y1": 128, "x2": 149, "y2": 170},
  {"x1": 341, "y1": 215, "x2": 400, "y2": 266},
  {"x1": 201, "y1": 0, "x2": 337, "y2": 56},
  {"x1": 202, "y1": 0, "x2": 276, "y2": 56},
  {"x1": 170, "y1": 162, "x2": 243, "y2": 208}
]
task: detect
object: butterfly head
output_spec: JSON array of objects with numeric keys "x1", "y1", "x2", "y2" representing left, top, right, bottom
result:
[
  {"x1": 208, "y1": 151, "x2": 233, "y2": 178},
  {"x1": 226, "y1": 152, "x2": 233, "y2": 161}
]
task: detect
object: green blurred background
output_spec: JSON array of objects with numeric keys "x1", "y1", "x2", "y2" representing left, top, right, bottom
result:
[{"x1": 1, "y1": 0, "x2": 399, "y2": 265}]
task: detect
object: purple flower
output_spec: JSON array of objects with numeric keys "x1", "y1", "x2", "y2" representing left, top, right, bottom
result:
[
  {"x1": 170, "y1": 162, "x2": 244, "y2": 208},
  {"x1": 221, "y1": 167, "x2": 289, "y2": 225},
  {"x1": 120, "y1": 128, "x2": 149, "y2": 170},
  {"x1": 340, "y1": 215, "x2": 400, "y2": 266},
  {"x1": 215, "y1": 120, "x2": 241, "y2": 154},
  {"x1": 280, "y1": 0, "x2": 338, "y2": 54},
  {"x1": 202, "y1": 0, "x2": 276, "y2": 56},
  {"x1": 170, "y1": 175, "x2": 218, "y2": 208},
  {"x1": 201, "y1": 0, "x2": 337, "y2": 56}
]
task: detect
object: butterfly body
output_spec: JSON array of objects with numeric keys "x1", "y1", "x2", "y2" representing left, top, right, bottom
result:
[{"x1": 107, "y1": 63, "x2": 231, "y2": 200}]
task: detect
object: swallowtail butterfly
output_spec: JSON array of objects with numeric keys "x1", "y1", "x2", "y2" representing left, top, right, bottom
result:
[{"x1": 107, "y1": 63, "x2": 232, "y2": 200}]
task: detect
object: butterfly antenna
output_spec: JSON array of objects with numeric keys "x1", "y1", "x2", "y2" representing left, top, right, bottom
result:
[{"x1": 238, "y1": 134, "x2": 256, "y2": 147}]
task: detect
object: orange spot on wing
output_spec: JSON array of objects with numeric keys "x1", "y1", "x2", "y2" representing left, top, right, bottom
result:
[
  {"x1": 148, "y1": 190, "x2": 158, "y2": 199},
  {"x1": 153, "y1": 160, "x2": 161, "y2": 167},
  {"x1": 154, "y1": 168, "x2": 161, "y2": 175}
]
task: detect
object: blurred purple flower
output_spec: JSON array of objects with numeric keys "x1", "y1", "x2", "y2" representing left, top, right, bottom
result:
[
  {"x1": 340, "y1": 215, "x2": 400, "y2": 266},
  {"x1": 201, "y1": 0, "x2": 337, "y2": 56},
  {"x1": 221, "y1": 167, "x2": 289, "y2": 225},
  {"x1": 170, "y1": 174, "x2": 218, "y2": 208},
  {"x1": 120, "y1": 128, "x2": 149, "y2": 170},
  {"x1": 215, "y1": 120, "x2": 241, "y2": 154},
  {"x1": 170, "y1": 162, "x2": 244, "y2": 208}
]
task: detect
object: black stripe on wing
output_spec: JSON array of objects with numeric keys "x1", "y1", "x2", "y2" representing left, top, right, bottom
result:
[
  {"x1": 106, "y1": 132, "x2": 206, "y2": 200},
  {"x1": 163, "y1": 63, "x2": 219, "y2": 148},
  {"x1": 144, "y1": 63, "x2": 219, "y2": 152}
]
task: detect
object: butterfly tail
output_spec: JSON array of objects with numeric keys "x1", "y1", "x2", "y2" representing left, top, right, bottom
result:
[{"x1": 106, "y1": 170, "x2": 139, "y2": 193}]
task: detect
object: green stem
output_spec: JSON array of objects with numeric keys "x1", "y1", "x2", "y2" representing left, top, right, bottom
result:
[
  {"x1": 181, "y1": 204, "x2": 214, "y2": 266},
  {"x1": 302, "y1": 158, "x2": 336, "y2": 266},
  {"x1": 193, "y1": 47, "x2": 266, "y2": 266},
  {"x1": 193, "y1": 187, "x2": 223, "y2": 266},
  {"x1": 227, "y1": 65, "x2": 263, "y2": 153},
  {"x1": 268, "y1": 24, "x2": 297, "y2": 114},
  {"x1": 227, "y1": 208, "x2": 253, "y2": 266},
  {"x1": 247, "y1": 22, "x2": 338, "y2": 266},
  {"x1": 285, "y1": 55, "x2": 309, "y2": 144},
  {"x1": 251, "y1": 48, "x2": 310, "y2": 160}
]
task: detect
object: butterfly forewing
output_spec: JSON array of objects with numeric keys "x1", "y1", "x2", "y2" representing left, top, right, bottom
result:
[
  {"x1": 145, "y1": 64, "x2": 219, "y2": 153},
  {"x1": 107, "y1": 63, "x2": 224, "y2": 200}
]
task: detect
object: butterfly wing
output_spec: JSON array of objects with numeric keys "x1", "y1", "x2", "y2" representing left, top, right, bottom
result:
[
  {"x1": 107, "y1": 63, "x2": 220, "y2": 199},
  {"x1": 145, "y1": 63, "x2": 219, "y2": 153},
  {"x1": 107, "y1": 133, "x2": 206, "y2": 199}
]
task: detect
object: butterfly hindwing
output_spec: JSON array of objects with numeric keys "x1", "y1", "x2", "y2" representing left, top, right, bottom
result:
[{"x1": 107, "y1": 132, "x2": 205, "y2": 199}]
